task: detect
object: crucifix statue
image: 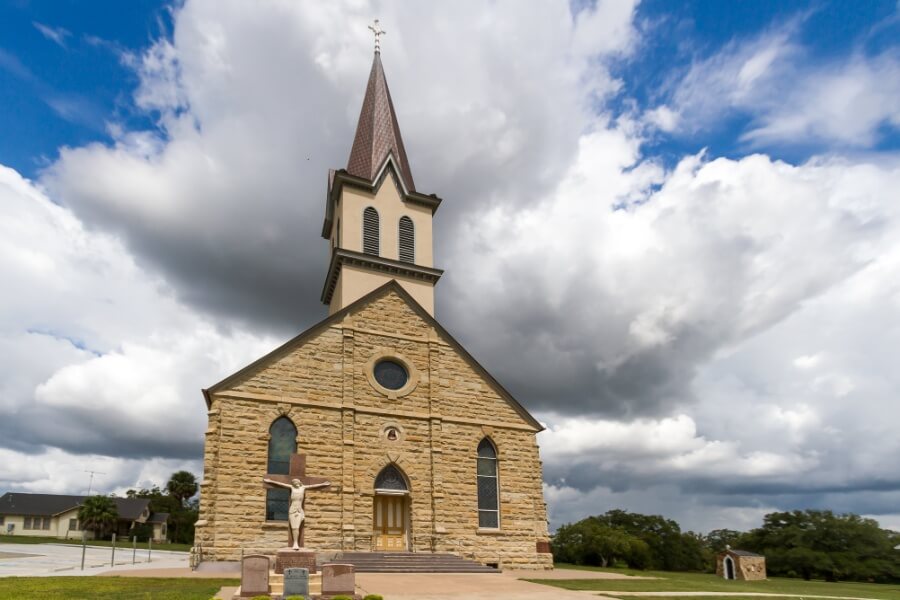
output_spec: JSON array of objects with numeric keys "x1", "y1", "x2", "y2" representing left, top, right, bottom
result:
[
  {"x1": 263, "y1": 453, "x2": 331, "y2": 550},
  {"x1": 369, "y1": 19, "x2": 386, "y2": 54}
]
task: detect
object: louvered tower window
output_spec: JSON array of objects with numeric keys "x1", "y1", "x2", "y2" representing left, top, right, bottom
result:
[
  {"x1": 477, "y1": 438, "x2": 500, "y2": 528},
  {"x1": 398, "y1": 216, "x2": 415, "y2": 263},
  {"x1": 363, "y1": 207, "x2": 380, "y2": 255}
]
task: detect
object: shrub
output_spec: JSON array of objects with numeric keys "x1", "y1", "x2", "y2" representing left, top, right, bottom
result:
[
  {"x1": 331, "y1": 596, "x2": 354, "y2": 600},
  {"x1": 364, "y1": 595, "x2": 384, "y2": 600},
  {"x1": 250, "y1": 596, "x2": 270, "y2": 600},
  {"x1": 285, "y1": 596, "x2": 307, "y2": 600}
]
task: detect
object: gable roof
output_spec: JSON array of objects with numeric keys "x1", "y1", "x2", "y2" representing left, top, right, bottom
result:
[
  {"x1": 0, "y1": 492, "x2": 150, "y2": 520},
  {"x1": 724, "y1": 549, "x2": 763, "y2": 558},
  {"x1": 204, "y1": 280, "x2": 544, "y2": 431}
]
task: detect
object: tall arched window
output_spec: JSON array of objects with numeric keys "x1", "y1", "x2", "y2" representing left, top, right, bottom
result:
[
  {"x1": 363, "y1": 207, "x2": 380, "y2": 256},
  {"x1": 266, "y1": 417, "x2": 297, "y2": 521},
  {"x1": 477, "y1": 438, "x2": 499, "y2": 528},
  {"x1": 398, "y1": 216, "x2": 415, "y2": 263}
]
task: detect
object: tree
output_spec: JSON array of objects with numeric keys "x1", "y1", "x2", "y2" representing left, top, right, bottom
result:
[
  {"x1": 77, "y1": 495, "x2": 118, "y2": 539},
  {"x1": 705, "y1": 529, "x2": 744, "y2": 553},
  {"x1": 741, "y1": 510, "x2": 900, "y2": 583},
  {"x1": 166, "y1": 471, "x2": 198, "y2": 507}
]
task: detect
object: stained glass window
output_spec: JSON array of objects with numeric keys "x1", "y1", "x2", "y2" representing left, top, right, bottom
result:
[
  {"x1": 375, "y1": 464, "x2": 408, "y2": 491},
  {"x1": 266, "y1": 417, "x2": 297, "y2": 521},
  {"x1": 477, "y1": 438, "x2": 499, "y2": 528},
  {"x1": 374, "y1": 360, "x2": 408, "y2": 390}
]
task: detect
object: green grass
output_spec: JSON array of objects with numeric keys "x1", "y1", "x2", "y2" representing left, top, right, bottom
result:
[
  {"x1": 0, "y1": 577, "x2": 238, "y2": 600},
  {"x1": 525, "y1": 565, "x2": 900, "y2": 599},
  {"x1": 0, "y1": 534, "x2": 191, "y2": 553}
]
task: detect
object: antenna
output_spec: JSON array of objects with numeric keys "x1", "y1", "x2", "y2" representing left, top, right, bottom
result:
[{"x1": 84, "y1": 470, "x2": 106, "y2": 495}]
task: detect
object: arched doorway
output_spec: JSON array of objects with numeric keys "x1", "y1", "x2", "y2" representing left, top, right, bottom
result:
[
  {"x1": 724, "y1": 555, "x2": 736, "y2": 580},
  {"x1": 373, "y1": 464, "x2": 409, "y2": 551}
]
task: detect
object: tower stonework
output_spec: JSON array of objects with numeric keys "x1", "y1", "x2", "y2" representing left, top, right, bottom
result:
[{"x1": 194, "y1": 48, "x2": 552, "y2": 571}]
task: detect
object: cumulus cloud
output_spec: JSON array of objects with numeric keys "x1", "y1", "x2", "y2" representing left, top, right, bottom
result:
[
  {"x1": 42, "y1": 0, "x2": 639, "y2": 333},
  {"x1": 3, "y1": 0, "x2": 898, "y2": 533},
  {"x1": 0, "y1": 165, "x2": 275, "y2": 489}
]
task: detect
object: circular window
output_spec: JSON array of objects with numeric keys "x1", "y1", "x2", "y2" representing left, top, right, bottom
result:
[{"x1": 373, "y1": 360, "x2": 408, "y2": 390}]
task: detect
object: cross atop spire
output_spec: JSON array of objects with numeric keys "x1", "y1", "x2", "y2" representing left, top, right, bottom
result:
[{"x1": 369, "y1": 19, "x2": 386, "y2": 54}]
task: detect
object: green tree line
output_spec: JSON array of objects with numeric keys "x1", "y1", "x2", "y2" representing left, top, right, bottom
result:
[{"x1": 552, "y1": 509, "x2": 900, "y2": 583}]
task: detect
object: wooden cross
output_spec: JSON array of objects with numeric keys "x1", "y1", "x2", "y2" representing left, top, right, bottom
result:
[{"x1": 263, "y1": 453, "x2": 332, "y2": 547}]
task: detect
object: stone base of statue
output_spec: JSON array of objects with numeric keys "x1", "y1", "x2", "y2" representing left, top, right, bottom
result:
[{"x1": 275, "y1": 547, "x2": 317, "y2": 574}]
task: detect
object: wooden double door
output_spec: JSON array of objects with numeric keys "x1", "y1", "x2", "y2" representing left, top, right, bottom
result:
[{"x1": 374, "y1": 494, "x2": 408, "y2": 551}]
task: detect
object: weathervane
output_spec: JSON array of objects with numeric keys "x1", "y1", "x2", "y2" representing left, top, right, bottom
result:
[{"x1": 369, "y1": 19, "x2": 386, "y2": 54}]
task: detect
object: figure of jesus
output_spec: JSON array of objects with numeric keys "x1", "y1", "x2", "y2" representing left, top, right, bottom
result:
[{"x1": 263, "y1": 477, "x2": 330, "y2": 550}]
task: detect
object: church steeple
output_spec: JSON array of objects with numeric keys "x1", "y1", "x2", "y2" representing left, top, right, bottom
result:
[
  {"x1": 346, "y1": 48, "x2": 416, "y2": 193},
  {"x1": 320, "y1": 27, "x2": 443, "y2": 316}
]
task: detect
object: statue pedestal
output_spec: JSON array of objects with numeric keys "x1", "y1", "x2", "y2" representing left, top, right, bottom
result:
[{"x1": 275, "y1": 547, "x2": 317, "y2": 574}]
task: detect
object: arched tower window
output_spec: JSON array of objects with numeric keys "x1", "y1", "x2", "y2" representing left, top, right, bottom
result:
[
  {"x1": 477, "y1": 438, "x2": 499, "y2": 528},
  {"x1": 398, "y1": 216, "x2": 415, "y2": 263},
  {"x1": 266, "y1": 417, "x2": 297, "y2": 521},
  {"x1": 363, "y1": 207, "x2": 380, "y2": 256}
]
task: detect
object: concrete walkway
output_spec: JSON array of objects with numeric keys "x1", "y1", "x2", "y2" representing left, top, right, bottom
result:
[
  {"x1": 593, "y1": 594, "x2": 884, "y2": 600},
  {"x1": 0, "y1": 542, "x2": 188, "y2": 577}
]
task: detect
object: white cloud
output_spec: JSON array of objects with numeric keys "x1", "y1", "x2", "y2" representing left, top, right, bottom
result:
[
  {"x1": 33, "y1": 22, "x2": 71, "y2": 49},
  {"x1": 0, "y1": 164, "x2": 276, "y2": 484},
  {"x1": 647, "y1": 19, "x2": 900, "y2": 148}
]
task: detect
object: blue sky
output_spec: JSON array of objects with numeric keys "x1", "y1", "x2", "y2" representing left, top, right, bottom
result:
[
  {"x1": 3, "y1": 1, "x2": 898, "y2": 177},
  {"x1": 2, "y1": 0, "x2": 900, "y2": 534}
]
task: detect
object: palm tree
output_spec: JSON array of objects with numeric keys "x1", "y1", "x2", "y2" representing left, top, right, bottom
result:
[
  {"x1": 78, "y1": 495, "x2": 118, "y2": 539},
  {"x1": 166, "y1": 471, "x2": 198, "y2": 507}
]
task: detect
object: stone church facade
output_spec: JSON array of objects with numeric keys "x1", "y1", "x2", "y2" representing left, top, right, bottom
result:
[{"x1": 194, "y1": 46, "x2": 552, "y2": 570}]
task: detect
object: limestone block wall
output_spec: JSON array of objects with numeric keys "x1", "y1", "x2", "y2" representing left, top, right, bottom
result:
[
  {"x1": 716, "y1": 553, "x2": 767, "y2": 580},
  {"x1": 194, "y1": 288, "x2": 552, "y2": 569}
]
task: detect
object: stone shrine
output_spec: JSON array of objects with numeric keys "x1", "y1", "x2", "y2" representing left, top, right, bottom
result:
[{"x1": 194, "y1": 22, "x2": 552, "y2": 571}]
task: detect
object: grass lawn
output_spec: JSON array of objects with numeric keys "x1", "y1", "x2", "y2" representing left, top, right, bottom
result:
[
  {"x1": 525, "y1": 565, "x2": 900, "y2": 599},
  {"x1": 0, "y1": 534, "x2": 191, "y2": 553},
  {"x1": 0, "y1": 577, "x2": 238, "y2": 600}
]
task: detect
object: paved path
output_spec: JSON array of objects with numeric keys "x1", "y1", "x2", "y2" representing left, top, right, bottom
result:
[
  {"x1": 0, "y1": 542, "x2": 188, "y2": 577},
  {"x1": 352, "y1": 571, "x2": 628, "y2": 600},
  {"x1": 591, "y1": 593, "x2": 883, "y2": 600}
]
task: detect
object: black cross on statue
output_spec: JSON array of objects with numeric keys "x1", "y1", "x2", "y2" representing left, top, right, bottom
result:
[{"x1": 263, "y1": 453, "x2": 332, "y2": 548}]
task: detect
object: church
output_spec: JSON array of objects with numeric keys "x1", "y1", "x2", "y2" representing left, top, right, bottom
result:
[{"x1": 193, "y1": 38, "x2": 552, "y2": 571}]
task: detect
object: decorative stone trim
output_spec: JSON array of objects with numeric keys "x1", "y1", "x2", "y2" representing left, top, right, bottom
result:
[
  {"x1": 381, "y1": 421, "x2": 406, "y2": 443},
  {"x1": 365, "y1": 349, "x2": 420, "y2": 399}
]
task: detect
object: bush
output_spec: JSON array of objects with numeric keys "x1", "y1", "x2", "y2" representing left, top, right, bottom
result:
[
  {"x1": 284, "y1": 597, "x2": 306, "y2": 600},
  {"x1": 250, "y1": 596, "x2": 270, "y2": 600},
  {"x1": 331, "y1": 596, "x2": 354, "y2": 600},
  {"x1": 364, "y1": 595, "x2": 384, "y2": 600}
]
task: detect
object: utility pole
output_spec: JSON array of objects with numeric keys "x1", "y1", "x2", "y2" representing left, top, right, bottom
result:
[{"x1": 84, "y1": 469, "x2": 106, "y2": 495}]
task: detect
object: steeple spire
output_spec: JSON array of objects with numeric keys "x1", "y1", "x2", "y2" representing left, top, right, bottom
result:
[{"x1": 346, "y1": 46, "x2": 416, "y2": 192}]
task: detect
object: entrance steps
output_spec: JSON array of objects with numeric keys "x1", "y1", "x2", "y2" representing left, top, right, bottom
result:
[{"x1": 326, "y1": 552, "x2": 500, "y2": 573}]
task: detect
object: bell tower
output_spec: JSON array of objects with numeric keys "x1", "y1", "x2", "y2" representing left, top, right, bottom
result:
[{"x1": 321, "y1": 22, "x2": 443, "y2": 315}]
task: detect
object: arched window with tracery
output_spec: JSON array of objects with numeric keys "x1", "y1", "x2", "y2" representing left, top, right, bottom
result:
[
  {"x1": 374, "y1": 464, "x2": 408, "y2": 492},
  {"x1": 266, "y1": 416, "x2": 297, "y2": 521},
  {"x1": 477, "y1": 438, "x2": 499, "y2": 528},
  {"x1": 398, "y1": 216, "x2": 415, "y2": 263},
  {"x1": 363, "y1": 207, "x2": 380, "y2": 256}
]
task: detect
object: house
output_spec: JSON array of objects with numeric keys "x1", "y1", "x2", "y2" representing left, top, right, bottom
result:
[
  {"x1": 0, "y1": 492, "x2": 168, "y2": 542},
  {"x1": 717, "y1": 547, "x2": 766, "y2": 580}
]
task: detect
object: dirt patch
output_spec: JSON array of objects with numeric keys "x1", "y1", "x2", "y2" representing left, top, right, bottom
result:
[{"x1": 0, "y1": 551, "x2": 40, "y2": 560}]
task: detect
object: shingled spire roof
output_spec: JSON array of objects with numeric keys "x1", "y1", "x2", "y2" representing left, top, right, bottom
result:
[{"x1": 346, "y1": 52, "x2": 416, "y2": 192}]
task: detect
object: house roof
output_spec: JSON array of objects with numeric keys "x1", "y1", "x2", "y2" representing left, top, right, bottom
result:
[
  {"x1": 204, "y1": 280, "x2": 544, "y2": 432},
  {"x1": 0, "y1": 492, "x2": 150, "y2": 520},
  {"x1": 725, "y1": 549, "x2": 763, "y2": 557},
  {"x1": 346, "y1": 52, "x2": 416, "y2": 193},
  {"x1": 147, "y1": 512, "x2": 169, "y2": 524}
]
